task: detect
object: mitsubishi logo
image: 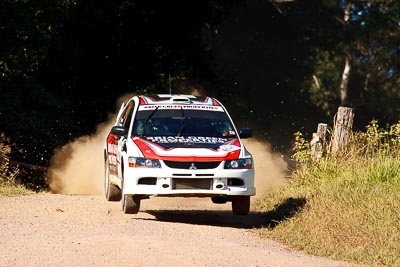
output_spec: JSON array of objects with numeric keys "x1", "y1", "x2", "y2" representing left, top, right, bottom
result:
[{"x1": 189, "y1": 163, "x2": 197, "y2": 170}]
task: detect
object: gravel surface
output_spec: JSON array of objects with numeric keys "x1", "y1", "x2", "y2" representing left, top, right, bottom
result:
[{"x1": 0, "y1": 194, "x2": 359, "y2": 267}]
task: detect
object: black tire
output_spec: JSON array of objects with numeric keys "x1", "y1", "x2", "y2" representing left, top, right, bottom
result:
[
  {"x1": 104, "y1": 157, "x2": 121, "y2": 201},
  {"x1": 211, "y1": 196, "x2": 228, "y2": 204},
  {"x1": 231, "y1": 196, "x2": 250, "y2": 216},
  {"x1": 122, "y1": 194, "x2": 141, "y2": 214}
]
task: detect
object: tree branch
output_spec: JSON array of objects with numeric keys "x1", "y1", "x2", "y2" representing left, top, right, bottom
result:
[{"x1": 271, "y1": 0, "x2": 295, "y2": 15}]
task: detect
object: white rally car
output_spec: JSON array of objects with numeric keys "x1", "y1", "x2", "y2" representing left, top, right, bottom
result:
[{"x1": 104, "y1": 94, "x2": 255, "y2": 215}]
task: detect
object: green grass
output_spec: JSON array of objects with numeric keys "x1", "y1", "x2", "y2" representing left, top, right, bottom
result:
[
  {"x1": 0, "y1": 179, "x2": 34, "y2": 197},
  {"x1": 255, "y1": 121, "x2": 400, "y2": 266},
  {"x1": 0, "y1": 134, "x2": 34, "y2": 197}
]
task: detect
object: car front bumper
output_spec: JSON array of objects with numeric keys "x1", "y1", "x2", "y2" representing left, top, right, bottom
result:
[{"x1": 122, "y1": 166, "x2": 255, "y2": 197}]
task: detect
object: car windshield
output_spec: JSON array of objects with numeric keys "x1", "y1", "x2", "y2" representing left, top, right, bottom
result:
[{"x1": 131, "y1": 106, "x2": 237, "y2": 148}]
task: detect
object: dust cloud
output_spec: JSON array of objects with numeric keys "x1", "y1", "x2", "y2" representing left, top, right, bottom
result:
[
  {"x1": 242, "y1": 138, "x2": 288, "y2": 200},
  {"x1": 47, "y1": 122, "x2": 111, "y2": 194},
  {"x1": 47, "y1": 94, "x2": 132, "y2": 194}
]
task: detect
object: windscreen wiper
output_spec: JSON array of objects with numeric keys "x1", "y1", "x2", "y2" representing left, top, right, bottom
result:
[{"x1": 140, "y1": 106, "x2": 159, "y2": 137}]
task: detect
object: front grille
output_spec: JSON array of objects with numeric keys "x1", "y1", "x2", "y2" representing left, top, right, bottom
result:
[
  {"x1": 172, "y1": 178, "x2": 212, "y2": 190},
  {"x1": 164, "y1": 161, "x2": 221, "y2": 169}
]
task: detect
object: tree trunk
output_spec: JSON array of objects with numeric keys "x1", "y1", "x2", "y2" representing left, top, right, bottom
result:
[
  {"x1": 339, "y1": 53, "x2": 351, "y2": 106},
  {"x1": 339, "y1": 2, "x2": 352, "y2": 106}
]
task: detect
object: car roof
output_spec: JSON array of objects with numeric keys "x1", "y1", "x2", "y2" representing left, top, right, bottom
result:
[{"x1": 137, "y1": 94, "x2": 221, "y2": 106}]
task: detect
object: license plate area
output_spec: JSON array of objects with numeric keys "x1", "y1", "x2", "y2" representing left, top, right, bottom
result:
[{"x1": 172, "y1": 178, "x2": 212, "y2": 190}]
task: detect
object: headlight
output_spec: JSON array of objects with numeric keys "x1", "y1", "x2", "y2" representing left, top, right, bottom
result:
[
  {"x1": 224, "y1": 158, "x2": 253, "y2": 169},
  {"x1": 128, "y1": 157, "x2": 161, "y2": 168}
]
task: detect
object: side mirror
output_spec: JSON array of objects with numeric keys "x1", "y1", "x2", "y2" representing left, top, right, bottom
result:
[
  {"x1": 239, "y1": 128, "x2": 252, "y2": 139},
  {"x1": 111, "y1": 125, "x2": 126, "y2": 136}
]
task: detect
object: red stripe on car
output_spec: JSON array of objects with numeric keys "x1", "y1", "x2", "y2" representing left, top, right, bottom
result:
[{"x1": 132, "y1": 137, "x2": 241, "y2": 161}]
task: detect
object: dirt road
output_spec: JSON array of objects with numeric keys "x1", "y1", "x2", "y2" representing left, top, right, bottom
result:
[{"x1": 0, "y1": 194, "x2": 357, "y2": 267}]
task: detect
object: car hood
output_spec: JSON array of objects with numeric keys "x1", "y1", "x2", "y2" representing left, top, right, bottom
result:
[{"x1": 132, "y1": 136, "x2": 242, "y2": 161}]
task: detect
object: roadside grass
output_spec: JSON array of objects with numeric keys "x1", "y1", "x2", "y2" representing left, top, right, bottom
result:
[
  {"x1": 0, "y1": 178, "x2": 33, "y2": 197},
  {"x1": 0, "y1": 134, "x2": 33, "y2": 197},
  {"x1": 255, "y1": 121, "x2": 400, "y2": 266}
]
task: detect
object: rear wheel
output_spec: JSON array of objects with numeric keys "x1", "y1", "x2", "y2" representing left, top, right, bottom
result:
[
  {"x1": 104, "y1": 157, "x2": 121, "y2": 201},
  {"x1": 231, "y1": 196, "x2": 250, "y2": 216},
  {"x1": 122, "y1": 194, "x2": 141, "y2": 214}
]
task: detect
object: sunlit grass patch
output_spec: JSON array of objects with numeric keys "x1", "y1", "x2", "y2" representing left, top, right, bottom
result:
[
  {"x1": 256, "y1": 121, "x2": 400, "y2": 266},
  {"x1": 0, "y1": 134, "x2": 33, "y2": 197},
  {"x1": 0, "y1": 179, "x2": 33, "y2": 197}
]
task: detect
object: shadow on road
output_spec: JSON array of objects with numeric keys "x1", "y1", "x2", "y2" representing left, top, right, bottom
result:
[
  {"x1": 139, "y1": 197, "x2": 307, "y2": 229},
  {"x1": 142, "y1": 209, "x2": 266, "y2": 229}
]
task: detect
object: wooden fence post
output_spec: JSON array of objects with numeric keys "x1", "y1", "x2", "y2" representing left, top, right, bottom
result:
[
  {"x1": 311, "y1": 123, "x2": 328, "y2": 161},
  {"x1": 332, "y1": 107, "x2": 354, "y2": 153}
]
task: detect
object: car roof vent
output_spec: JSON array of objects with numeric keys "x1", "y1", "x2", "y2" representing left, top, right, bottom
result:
[{"x1": 170, "y1": 96, "x2": 191, "y2": 104}]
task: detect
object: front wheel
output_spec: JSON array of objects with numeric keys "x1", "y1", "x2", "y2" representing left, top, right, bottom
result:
[
  {"x1": 231, "y1": 196, "x2": 250, "y2": 216},
  {"x1": 122, "y1": 194, "x2": 141, "y2": 214}
]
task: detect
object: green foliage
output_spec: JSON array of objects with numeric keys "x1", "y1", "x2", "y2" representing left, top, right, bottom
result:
[
  {"x1": 306, "y1": 51, "x2": 342, "y2": 116},
  {"x1": 257, "y1": 121, "x2": 400, "y2": 266},
  {"x1": 292, "y1": 132, "x2": 311, "y2": 163},
  {"x1": 289, "y1": 1, "x2": 400, "y2": 122},
  {"x1": 347, "y1": 120, "x2": 400, "y2": 159},
  {"x1": 0, "y1": 0, "x2": 76, "y2": 164},
  {"x1": 0, "y1": 134, "x2": 17, "y2": 181}
]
